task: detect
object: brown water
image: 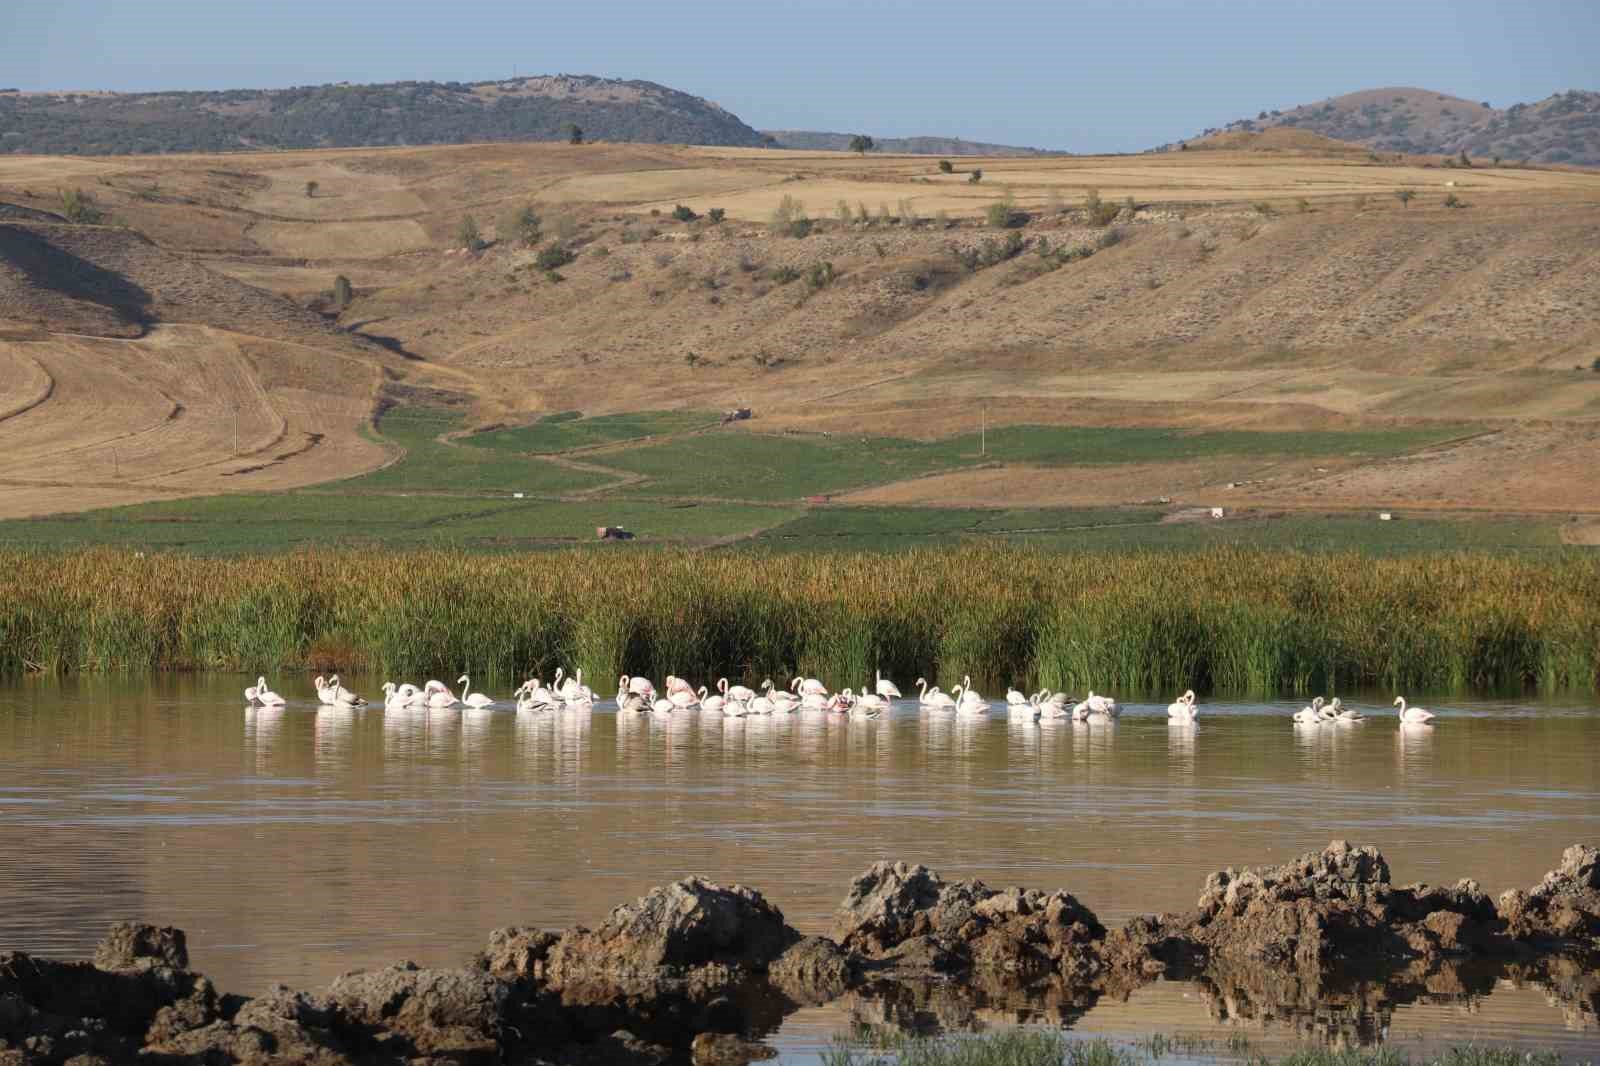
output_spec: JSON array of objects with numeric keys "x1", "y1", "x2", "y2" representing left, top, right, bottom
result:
[{"x1": 1, "y1": 676, "x2": 1597, "y2": 1059}]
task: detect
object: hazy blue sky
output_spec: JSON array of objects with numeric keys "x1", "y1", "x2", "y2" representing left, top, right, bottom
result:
[{"x1": 3, "y1": 0, "x2": 1595, "y2": 151}]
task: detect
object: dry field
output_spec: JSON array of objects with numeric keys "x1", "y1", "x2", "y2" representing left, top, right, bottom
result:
[{"x1": 2, "y1": 137, "x2": 1599, "y2": 522}]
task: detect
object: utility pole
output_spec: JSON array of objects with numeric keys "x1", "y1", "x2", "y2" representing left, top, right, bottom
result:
[
  {"x1": 981, "y1": 405, "x2": 986, "y2": 457},
  {"x1": 233, "y1": 407, "x2": 240, "y2": 457}
]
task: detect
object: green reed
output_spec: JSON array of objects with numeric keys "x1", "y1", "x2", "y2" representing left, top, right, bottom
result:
[{"x1": 1, "y1": 547, "x2": 1596, "y2": 696}]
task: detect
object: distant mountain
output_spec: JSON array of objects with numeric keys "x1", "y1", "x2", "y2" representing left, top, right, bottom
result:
[
  {"x1": 0, "y1": 74, "x2": 768, "y2": 155},
  {"x1": 1169, "y1": 87, "x2": 1600, "y2": 166},
  {"x1": 762, "y1": 130, "x2": 1058, "y2": 156}
]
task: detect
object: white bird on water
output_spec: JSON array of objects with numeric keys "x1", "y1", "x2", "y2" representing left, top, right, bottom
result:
[
  {"x1": 916, "y1": 678, "x2": 956, "y2": 709},
  {"x1": 1394, "y1": 697, "x2": 1437, "y2": 725},
  {"x1": 875, "y1": 671, "x2": 903, "y2": 700},
  {"x1": 1168, "y1": 689, "x2": 1199, "y2": 721},
  {"x1": 1074, "y1": 690, "x2": 1117, "y2": 718},
  {"x1": 1293, "y1": 697, "x2": 1325, "y2": 726},
  {"x1": 245, "y1": 677, "x2": 286, "y2": 707},
  {"x1": 456, "y1": 675, "x2": 494, "y2": 710},
  {"x1": 327, "y1": 675, "x2": 366, "y2": 707},
  {"x1": 423, "y1": 680, "x2": 460, "y2": 708}
]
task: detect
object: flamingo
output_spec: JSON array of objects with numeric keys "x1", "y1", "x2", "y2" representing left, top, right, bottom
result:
[
  {"x1": 1292, "y1": 705, "x2": 1323, "y2": 726},
  {"x1": 1013, "y1": 693, "x2": 1042, "y2": 721},
  {"x1": 1006, "y1": 686, "x2": 1029, "y2": 707},
  {"x1": 1168, "y1": 690, "x2": 1199, "y2": 720},
  {"x1": 699, "y1": 686, "x2": 726, "y2": 713},
  {"x1": 246, "y1": 677, "x2": 286, "y2": 707},
  {"x1": 799, "y1": 690, "x2": 829, "y2": 712},
  {"x1": 651, "y1": 697, "x2": 675, "y2": 716},
  {"x1": 1335, "y1": 702, "x2": 1365, "y2": 723},
  {"x1": 748, "y1": 693, "x2": 774, "y2": 716},
  {"x1": 875, "y1": 671, "x2": 903, "y2": 700},
  {"x1": 763, "y1": 680, "x2": 798, "y2": 714},
  {"x1": 554, "y1": 668, "x2": 591, "y2": 703},
  {"x1": 1394, "y1": 697, "x2": 1437, "y2": 725},
  {"x1": 792, "y1": 676, "x2": 828, "y2": 697},
  {"x1": 720, "y1": 678, "x2": 758, "y2": 703},
  {"x1": 621, "y1": 675, "x2": 657, "y2": 700},
  {"x1": 1038, "y1": 691, "x2": 1071, "y2": 719},
  {"x1": 1074, "y1": 690, "x2": 1116, "y2": 718},
  {"x1": 327, "y1": 675, "x2": 367, "y2": 707},
  {"x1": 454, "y1": 675, "x2": 494, "y2": 709},
  {"x1": 954, "y1": 684, "x2": 989, "y2": 716},
  {"x1": 917, "y1": 678, "x2": 957, "y2": 709},
  {"x1": 616, "y1": 691, "x2": 649, "y2": 714},
  {"x1": 516, "y1": 680, "x2": 555, "y2": 713},
  {"x1": 423, "y1": 679, "x2": 460, "y2": 708},
  {"x1": 314, "y1": 675, "x2": 339, "y2": 705},
  {"x1": 669, "y1": 686, "x2": 699, "y2": 710},
  {"x1": 1320, "y1": 697, "x2": 1342, "y2": 722},
  {"x1": 665, "y1": 675, "x2": 694, "y2": 696},
  {"x1": 856, "y1": 687, "x2": 891, "y2": 716}
]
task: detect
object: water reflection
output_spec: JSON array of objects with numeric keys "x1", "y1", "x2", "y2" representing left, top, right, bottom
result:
[{"x1": 1, "y1": 678, "x2": 1597, "y2": 1063}]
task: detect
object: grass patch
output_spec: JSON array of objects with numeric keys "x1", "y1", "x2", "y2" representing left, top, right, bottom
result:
[
  {"x1": 470, "y1": 409, "x2": 717, "y2": 454},
  {"x1": 598, "y1": 425, "x2": 1471, "y2": 500},
  {"x1": 754, "y1": 506, "x2": 1161, "y2": 550},
  {"x1": 1027, "y1": 515, "x2": 1565, "y2": 554},
  {"x1": 0, "y1": 497, "x2": 795, "y2": 555},
  {"x1": 347, "y1": 407, "x2": 609, "y2": 494}
]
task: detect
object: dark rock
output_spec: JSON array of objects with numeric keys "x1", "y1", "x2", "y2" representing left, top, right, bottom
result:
[
  {"x1": 1498, "y1": 844, "x2": 1600, "y2": 952},
  {"x1": 546, "y1": 878, "x2": 798, "y2": 987},
  {"x1": 92, "y1": 923, "x2": 188, "y2": 972},
  {"x1": 768, "y1": 937, "x2": 855, "y2": 1005},
  {"x1": 482, "y1": 927, "x2": 559, "y2": 980},
  {"x1": 564, "y1": 1029, "x2": 672, "y2": 1066},
  {"x1": 691, "y1": 1031, "x2": 777, "y2": 1065},
  {"x1": 326, "y1": 962, "x2": 508, "y2": 1060},
  {"x1": 832, "y1": 861, "x2": 1104, "y2": 977}
]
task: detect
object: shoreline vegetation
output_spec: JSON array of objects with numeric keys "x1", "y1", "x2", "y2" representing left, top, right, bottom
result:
[{"x1": 2, "y1": 547, "x2": 1597, "y2": 694}]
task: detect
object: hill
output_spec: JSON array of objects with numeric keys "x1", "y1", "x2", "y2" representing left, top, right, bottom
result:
[
  {"x1": 762, "y1": 131, "x2": 1056, "y2": 156},
  {"x1": 2, "y1": 140, "x2": 1599, "y2": 538},
  {"x1": 1179, "y1": 86, "x2": 1600, "y2": 166},
  {"x1": 0, "y1": 74, "x2": 767, "y2": 155}
]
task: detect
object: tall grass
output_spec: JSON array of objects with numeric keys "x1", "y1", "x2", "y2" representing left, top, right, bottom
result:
[{"x1": 1, "y1": 547, "x2": 1596, "y2": 696}]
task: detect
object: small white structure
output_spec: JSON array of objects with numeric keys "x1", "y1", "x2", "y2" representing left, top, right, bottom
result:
[
  {"x1": 513, "y1": 492, "x2": 525, "y2": 499},
  {"x1": 1210, "y1": 507, "x2": 1225, "y2": 519},
  {"x1": 1379, "y1": 512, "x2": 1393, "y2": 521}
]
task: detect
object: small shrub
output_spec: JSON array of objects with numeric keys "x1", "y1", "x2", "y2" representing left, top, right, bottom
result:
[
  {"x1": 333, "y1": 274, "x2": 353, "y2": 309},
  {"x1": 607, "y1": 269, "x2": 632, "y2": 283},
  {"x1": 805, "y1": 261, "x2": 836, "y2": 291},
  {"x1": 456, "y1": 214, "x2": 483, "y2": 250},
  {"x1": 935, "y1": 209, "x2": 951, "y2": 229},
  {"x1": 769, "y1": 194, "x2": 810, "y2": 237},
  {"x1": 1083, "y1": 188, "x2": 1118, "y2": 226},
  {"x1": 590, "y1": 245, "x2": 610, "y2": 259},
  {"x1": 553, "y1": 213, "x2": 579, "y2": 241},
  {"x1": 1444, "y1": 192, "x2": 1466, "y2": 208},
  {"x1": 671, "y1": 204, "x2": 698, "y2": 222},
  {"x1": 1296, "y1": 197, "x2": 1311, "y2": 213},
  {"x1": 1096, "y1": 226, "x2": 1123, "y2": 249},
  {"x1": 986, "y1": 200, "x2": 1013, "y2": 229},
  {"x1": 1122, "y1": 195, "x2": 1136, "y2": 217},
  {"x1": 59, "y1": 187, "x2": 105, "y2": 224},
  {"x1": 737, "y1": 253, "x2": 761, "y2": 273},
  {"x1": 653, "y1": 251, "x2": 675, "y2": 268},
  {"x1": 544, "y1": 269, "x2": 564, "y2": 284},
  {"x1": 708, "y1": 207, "x2": 726, "y2": 223},
  {"x1": 938, "y1": 160, "x2": 954, "y2": 174},
  {"x1": 1395, "y1": 189, "x2": 1415, "y2": 207},
  {"x1": 769, "y1": 265, "x2": 800, "y2": 285},
  {"x1": 304, "y1": 180, "x2": 319, "y2": 198},
  {"x1": 848, "y1": 134, "x2": 874, "y2": 155},
  {"x1": 836, "y1": 199, "x2": 853, "y2": 224},
  {"x1": 968, "y1": 169, "x2": 983, "y2": 184},
  {"x1": 1251, "y1": 201, "x2": 1275, "y2": 217},
  {"x1": 856, "y1": 201, "x2": 871, "y2": 224},
  {"x1": 897, "y1": 198, "x2": 918, "y2": 225},
  {"x1": 500, "y1": 204, "x2": 541, "y2": 246},
  {"x1": 535, "y1": 243, "x2": 576, "y2": 270}
]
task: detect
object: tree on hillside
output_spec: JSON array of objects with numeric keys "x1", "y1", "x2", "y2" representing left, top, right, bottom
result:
[
  {"x1": 58, "y1": 187, "x2": 104, "y2": 224},
  {"x1": 305, "y1": 180, "x2": 319, "y2": 198},
  {"x1": 849, "y1": 134, "x2": 875, "y2": 155},
  {"x1": 1394, "y1": 189, "x2": 1414, "y2": 208},
  {"x1": 968, "y1": 169, "x2": 983, "y2": 184},
  {"x1": 938, "y1": 159, "x2": 954, "y2": 174},
  {"x1": 457, "y1": 213, "x2": 482, "y2": 249},
  {"x1": 565, "y1": 123, "x2": 583, "y2": 145},
  {"x1": 333, "y1": 275, "x2": 353, "y2": 309}
]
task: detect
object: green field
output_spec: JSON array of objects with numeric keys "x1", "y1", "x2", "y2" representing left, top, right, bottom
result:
[
  {"x1": 470, "y1": 409, "x2": 718, "y2": 453},
  {"x1": 0, "y1": 404, "x2": 1567, "y2": 556},
  {"x1": 347, "y1": 408, "x2": 610, "y2": 494}
]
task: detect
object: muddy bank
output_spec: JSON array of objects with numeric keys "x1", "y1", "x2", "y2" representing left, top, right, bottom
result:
[{"x1": 2, "y1": 843, "x2": 1595, "y2": 1064}]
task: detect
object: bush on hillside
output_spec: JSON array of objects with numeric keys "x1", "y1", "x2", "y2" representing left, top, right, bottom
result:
[{"x1": 535, "y1": 243, "x2": 575, "y2": 270}]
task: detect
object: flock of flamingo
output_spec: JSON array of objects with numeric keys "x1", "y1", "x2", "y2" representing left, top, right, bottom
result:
[{"x1": 238, "y1": 672, "x2": 1442, "y2": 727}]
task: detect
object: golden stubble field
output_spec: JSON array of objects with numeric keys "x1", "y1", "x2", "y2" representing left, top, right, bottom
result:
[{"x1": 2, "y1": 137, "x2": 1599, "y2": 519}]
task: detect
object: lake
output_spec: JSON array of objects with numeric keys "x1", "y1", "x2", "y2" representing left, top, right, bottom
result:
[{"x1": 1, "y1": 676, "x2": 1596, "y2": 1060}]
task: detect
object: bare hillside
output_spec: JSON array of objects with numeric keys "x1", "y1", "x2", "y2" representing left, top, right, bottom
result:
[{"x1": 1184, "y1": 86, "x2": 1600, "y2": 166}]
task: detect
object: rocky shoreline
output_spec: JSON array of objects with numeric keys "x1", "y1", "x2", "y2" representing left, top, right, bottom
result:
[{"x1": 3, "y1": 842, "x2": 1596, "y2": 1064}]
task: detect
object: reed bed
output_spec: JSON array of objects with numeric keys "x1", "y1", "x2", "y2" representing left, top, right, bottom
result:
[{"x1": 1, "y1": 547, "x2": 1597, "y2": 696}]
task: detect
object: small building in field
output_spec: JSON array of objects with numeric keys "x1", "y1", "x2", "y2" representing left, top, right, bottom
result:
[{"x1": 596, "y1": 526, "x2": 635, "y2": 541}]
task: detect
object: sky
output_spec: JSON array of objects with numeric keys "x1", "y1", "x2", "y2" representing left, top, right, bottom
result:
[{"x1": 3, "y1": 0, "x2": 1596, "y2": 152}]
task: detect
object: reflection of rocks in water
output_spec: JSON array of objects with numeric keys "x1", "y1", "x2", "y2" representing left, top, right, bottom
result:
[
  {"x1": 1193, "y1": 957, "x2": 1501, "y2": 1046},
  {"x1": 829, "y1": 971, "x2": 1099, "y2": 1038},
  {"x1": 1509, "y1": 957, "x2": 1600, "y2": 1032}
]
